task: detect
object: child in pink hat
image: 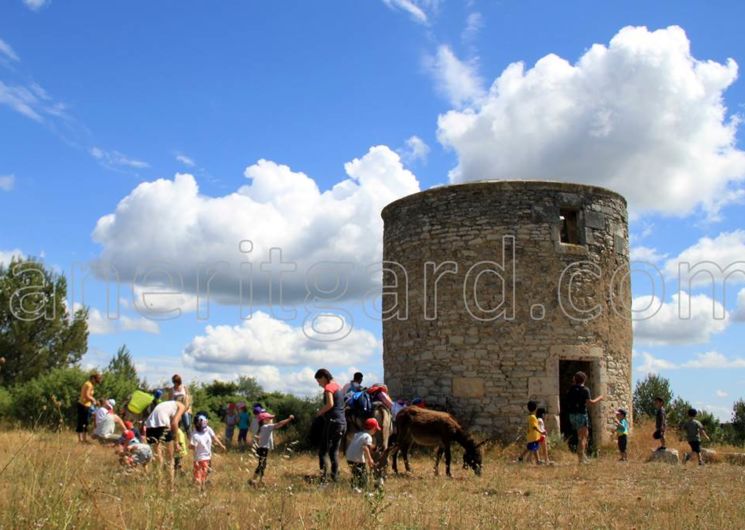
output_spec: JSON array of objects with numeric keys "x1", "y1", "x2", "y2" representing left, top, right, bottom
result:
[{"x1": 249, "y1": 411, "x2": 294, "y2": 484}]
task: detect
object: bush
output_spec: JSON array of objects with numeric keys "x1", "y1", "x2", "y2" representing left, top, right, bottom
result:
[
  {"x1": 9, "y1": 366, "x2": 88, "y2": 429},
  {"x1": 633, "y1": 374, "x2": 673, "y2": 419}
]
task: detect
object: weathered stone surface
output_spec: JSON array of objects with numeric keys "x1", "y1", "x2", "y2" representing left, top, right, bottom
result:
[
  {"x1": 647, "y1": 449, "x2": 680, "y2": 464},
  {"x1": 381, "y1": 181, "x2": 632, "y2": 442},
  {"x1": 453, "y1": 377, "x2": 485, "y2": 398}
]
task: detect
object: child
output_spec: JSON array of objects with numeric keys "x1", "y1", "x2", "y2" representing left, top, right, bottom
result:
[
  {"x1": 518, "y1": 401, "x2": 544, "y2": 464},
  {"x1": 120, "y1": 430, "x2": 153, "y2": 471},
  {"x1": 536, "y1": 407, "x2": 551, "y2": 464},
  {"x1": 614, "y1": 408, "x2": 629, "y2": 461},
  {"x1": 653, "y1": 397, "x2": 667, "y2": 451},
  {"x1": 683, "y1": 408, "x2": 710, "y2": 465},
  {"x1": 189, "y1": 413, "x2": 226, "y2": 489},
  {"x1": 345, "y1": 418, "x2": 380, "y2": 490},
  {"x1": 224, "y1": 403, "x2": 238, "y2": 449},
  {"x1": 250, "y1": 412, "x2": 294, "y2": 484},
  {"x1": 237, "y1": 403, "x2": 250, "y2": 450}
]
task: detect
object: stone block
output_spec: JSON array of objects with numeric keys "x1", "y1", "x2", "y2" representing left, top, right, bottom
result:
[
  {"x1": 452, "y1": 377, "x2": 485, "y2": 398},
  {"x1": 647, "y1": 448, "x2": 679, "y2": 464}
]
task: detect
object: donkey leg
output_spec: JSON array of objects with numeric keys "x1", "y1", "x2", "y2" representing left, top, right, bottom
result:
[
  {"x1": 391, "y1": 445, "x2": 400, "y2": 474},
  {"x1": 402, "y1": 443, "x2": 412, "y2": 473},
  {"x1": 444, "y1": 444, "x2": 452, "y2": 477},
  {"x1": 434, "y1": 447, "x2": 444, "y2": 476}
]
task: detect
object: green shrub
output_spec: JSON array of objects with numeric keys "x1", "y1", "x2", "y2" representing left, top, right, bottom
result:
[{"x1": 10, "y1": 366, "x2": 88, "y2": 429}]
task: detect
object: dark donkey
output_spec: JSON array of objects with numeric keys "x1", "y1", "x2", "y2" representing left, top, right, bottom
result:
[{"x1": 391, "y1": 406, "x2": 484, "y2": 477}]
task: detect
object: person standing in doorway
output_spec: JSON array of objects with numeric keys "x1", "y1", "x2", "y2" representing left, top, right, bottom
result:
[{"x1": 566, "y1": 371, "x2": 603, "y2": 464}]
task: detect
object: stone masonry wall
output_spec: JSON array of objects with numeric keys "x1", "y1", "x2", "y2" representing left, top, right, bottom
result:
[{"x1": 381, "y1": 181, "x2": 632, "y2": 443}]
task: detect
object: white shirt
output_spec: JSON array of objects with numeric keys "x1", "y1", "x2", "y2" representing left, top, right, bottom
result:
[
  {"x1": 257, "y1": 423, "x2": 278, "y2": 449},
  {"x1": 345, "y1": 432, "x2": 373, "y2": 464},
  {"x1": 537, "y1": 418, "x2": 545, "y2": 434},
  {"x1": 145, "y1": 401, "x2": 179, "y2": 429},
  {"x1": 94, "y1": 409, "x2": 115, "y2": 437},
  {"x1": 190, "y1": 427, "x2": 216, "y2": 461}
]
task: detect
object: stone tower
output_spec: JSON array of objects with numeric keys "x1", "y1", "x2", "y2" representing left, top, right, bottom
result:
[{"x1": 381, "y1": 181, "x2": 632, "y2": 443}]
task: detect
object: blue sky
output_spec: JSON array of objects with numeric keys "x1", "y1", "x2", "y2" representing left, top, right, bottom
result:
[{"x1": 1, "y1": 1, "x2": 745, "y2": 418}]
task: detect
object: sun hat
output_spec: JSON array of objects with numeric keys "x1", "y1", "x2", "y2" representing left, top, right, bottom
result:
[
  {"x1": 257, "y1": 412, "x2": 275, "y2": 423},
  {"x1": 253, "y1": 403, "x2": 264, "y2": 414},
  {"x1": 107, "y1": 399, "x2": 116, "y2": 409},
  {"x1": 364, "y1": 418, "x2": 381, "y2": 431}
]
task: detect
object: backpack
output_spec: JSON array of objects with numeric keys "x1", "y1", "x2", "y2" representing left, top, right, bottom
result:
[{"x1": 348, "y1": 390, "x2": 373, "y2": 418}]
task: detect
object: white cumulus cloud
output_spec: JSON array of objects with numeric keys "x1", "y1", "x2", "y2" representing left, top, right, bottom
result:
[
  {"x1": 399, "y1": 135, "x2": 430, "y2": 164},
  {"x1": 663, "y1": 230, "x2": 745, "y2": 286},
  {"x1": 733, "y1": 288, "x2": 745, "y2": 322},
  {"x1": 427, "y1": 45, "x2": 485, "y2": 108},
  {"x1": 437, "y1": 25, "x2": 745, "y2": 217},
  {"x1": 0, "y1": 249, "x2": 24, "y2": 267},
  {"x1": 633, "y1": 291, "x2": 729, "y2": 345},
  {"x1": 78, "y1": 304, "x2": 160, "y2": 335},
  {"x1": 630, "y1": 245, "x2": 667, "y2": 264},
  {"x1": 182, "y1": 310, "x2": 380, "y2": 371},
  {"x1": 92, "y1": 145, "x2": 420, "y2": 304}
]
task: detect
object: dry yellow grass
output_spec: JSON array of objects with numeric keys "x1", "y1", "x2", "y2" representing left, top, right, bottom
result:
[{"x1": 1, "y1": 422, "x2": 745, "y2": 530}]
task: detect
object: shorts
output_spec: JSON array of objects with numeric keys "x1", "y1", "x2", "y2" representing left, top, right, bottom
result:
[
  {"x1": 653, "y1": 430, "x2": 664, "y2": 440},
  {"x1": 76, "y1": 403, "x2": 90, "y2": 433},
  {"x1": 688, "y1": 440, "x2": 701, "y2": 453},
  {"x1": 569, "y1": 413, "x2": 588, "y2": 430},
  {"x1": 526, "y1": 441, "x2": 540, "y2": 452},
  {"x1": 539, "y1": 435, "x2": 546, "y2": 444},
  {"x1": 145, "y1": 427, "x2": 173, "y2": 444},
  {"x1": 193, "y1": 460, "x2": 210, "y2": 484},
  {"x1": 618, "y1": 435, "x2": 627, "y2": 453}
]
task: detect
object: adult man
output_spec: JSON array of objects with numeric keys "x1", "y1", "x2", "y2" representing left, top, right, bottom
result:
[
  {"x1": 565, "y1": 371, "x2": 604, "y2": 464},
  {"x1": 342, "y1": 372, "x2": 364, "y2": 396}
]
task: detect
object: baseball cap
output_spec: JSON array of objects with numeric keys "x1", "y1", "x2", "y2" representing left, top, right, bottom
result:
[
  {"x1": 364, "y1": 418, "x2": 381, "y2": 431},
  {"x1": 257, "y1": 412, "x2": 275, "y2": 423}
]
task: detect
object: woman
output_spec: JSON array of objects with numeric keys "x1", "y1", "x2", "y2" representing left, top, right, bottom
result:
[
  {"x1": 314, "y1": 368, "x2": 346, "y2": 482},
  {"x1": 170, "y1": 374, "x2": 192, "y2": 432},
  {"x1": 77, "y1": 372, "x2": 102, "y2": 443}
]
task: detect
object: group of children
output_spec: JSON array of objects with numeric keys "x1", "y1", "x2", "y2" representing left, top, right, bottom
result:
[{"x1": 519, "y1": 389, "x2": 711, "y2": 465}]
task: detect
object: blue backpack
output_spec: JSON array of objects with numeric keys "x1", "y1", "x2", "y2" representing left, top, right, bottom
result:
[{"x1": 348, "y1": 391, "x2": 373, "y2": 418}]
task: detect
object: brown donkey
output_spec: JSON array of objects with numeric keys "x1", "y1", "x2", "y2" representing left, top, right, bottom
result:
[{"x1": 391, "y1": 406, "x2": 484, "y2": 477}]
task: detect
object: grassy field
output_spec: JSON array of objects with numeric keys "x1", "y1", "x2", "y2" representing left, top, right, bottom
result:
[{"x1": 1, "y1": 422, "x2": 745, "y2": 529}]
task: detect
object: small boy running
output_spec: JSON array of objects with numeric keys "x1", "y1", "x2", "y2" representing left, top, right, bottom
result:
[
  {"x1": 683, "y1": 408, "x2": 710, "y2": 465},
  {"x1": 345, "y1": 418, "x2": 380, "y2": 490},
  {"x1": 614, "y1": 408, "x2": 629, "y2": 461},
  {"x1": 189, "y1": 413, "x2": 226, "y2": 489},
  {"x1": 517, "y1": 401, "x2": 544, "y2": 464},
  {"x1": 653, "y1": 397, "x2": 667, "y2": 451},
  {"x1": 250, "y1": 412, "x2": 294, "y2": 484}
]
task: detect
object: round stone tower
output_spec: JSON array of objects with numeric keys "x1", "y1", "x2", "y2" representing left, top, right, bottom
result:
[{"x1": 381, "y1": 181, "x2": 632, "y2": 443}]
